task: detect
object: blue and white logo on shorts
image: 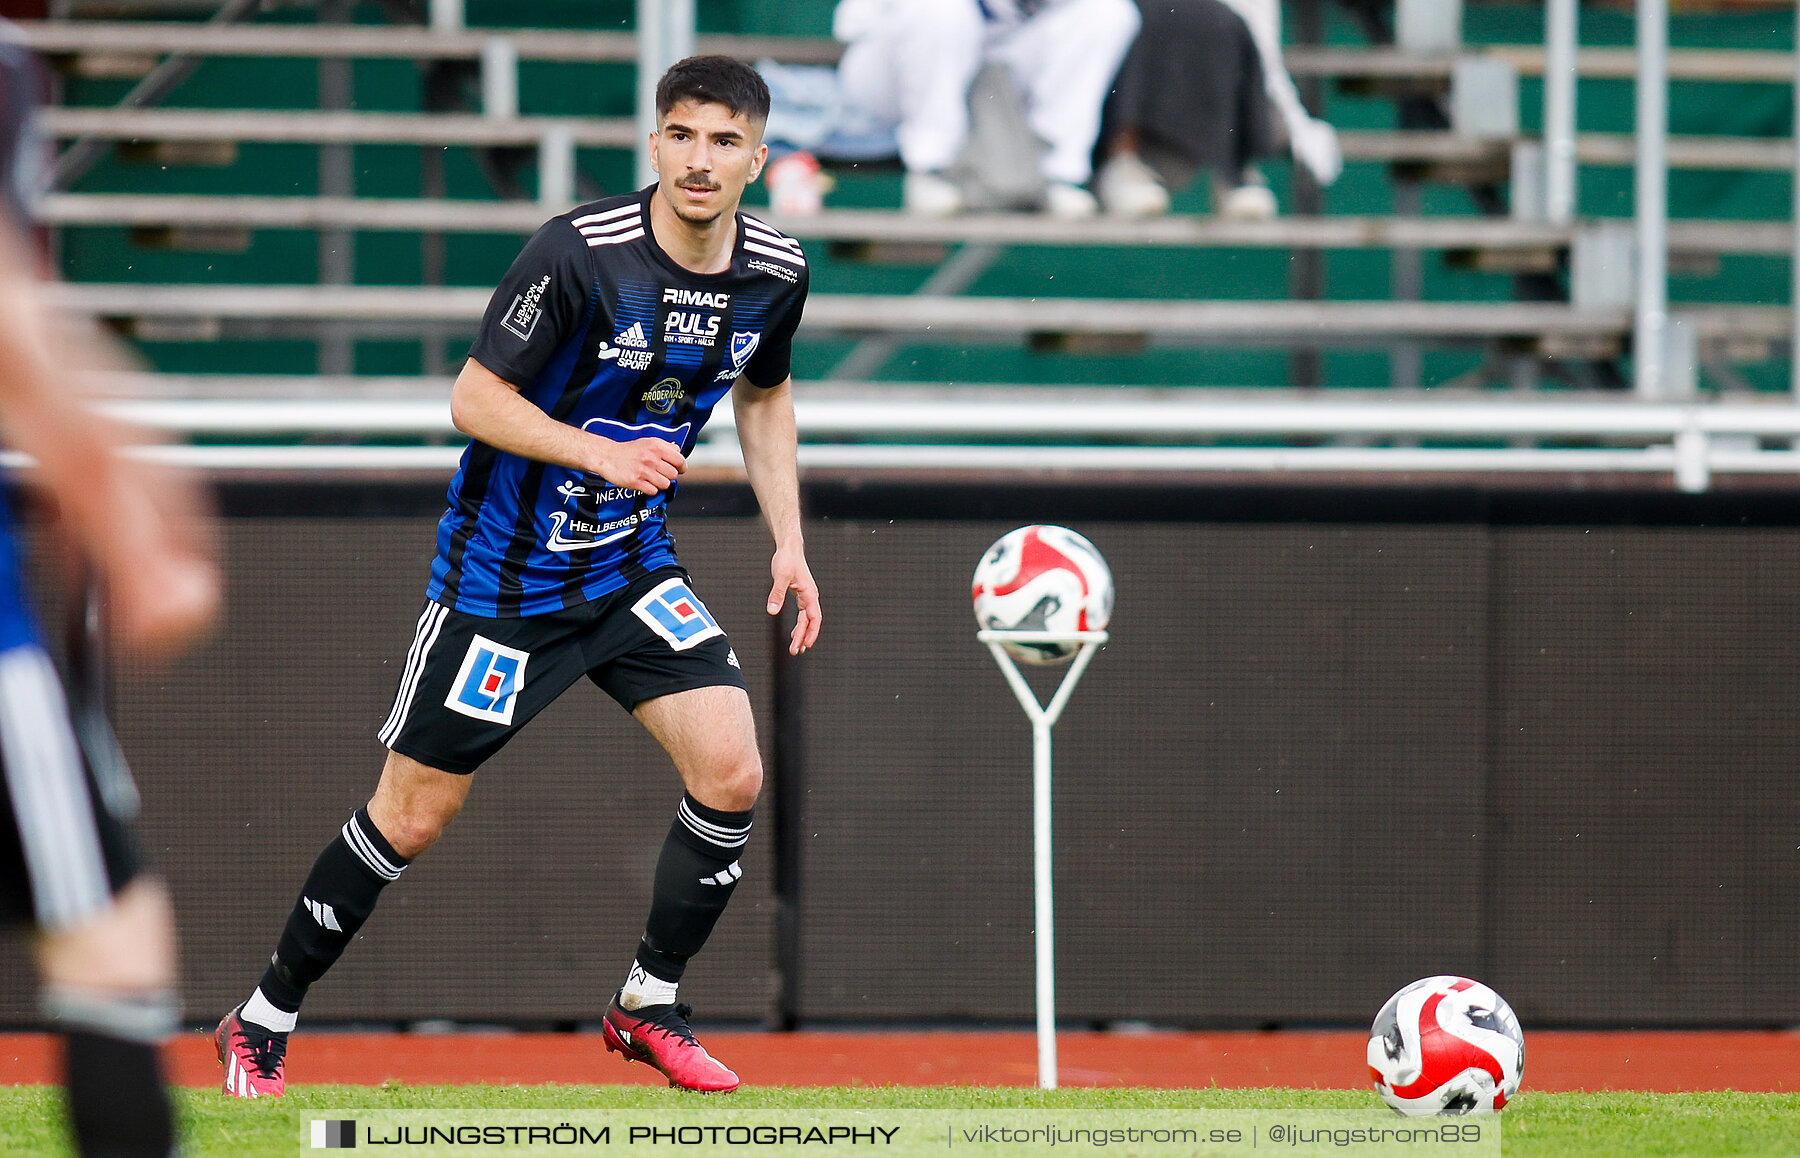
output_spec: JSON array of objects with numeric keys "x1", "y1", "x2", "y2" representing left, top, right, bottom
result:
[
  {"x1": 632, "y1": 578, "x2": 725, "y2": 651},
  {"x1": 445, "y1": 634, "x2": 529, "y2": 725}
]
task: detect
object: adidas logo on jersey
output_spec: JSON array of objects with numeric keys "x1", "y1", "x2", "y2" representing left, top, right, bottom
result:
[{"x1": 615, "y1": 323, "x2": 650, "y2": 349}]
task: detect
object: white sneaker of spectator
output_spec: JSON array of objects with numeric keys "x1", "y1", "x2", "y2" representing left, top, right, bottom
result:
[
  {"x1": 903, "y1": 170, "x2": 965, "y2": 216},
  {"x1": 1218, "y1": 176, "x2": 1277, "y2": 222},
  {"x1": 1043, "y1": 182, "x2": 1100, "y2": 220},
  {"x1": 1096, "y1": 153, "x2": 1170, "y2": 218}
]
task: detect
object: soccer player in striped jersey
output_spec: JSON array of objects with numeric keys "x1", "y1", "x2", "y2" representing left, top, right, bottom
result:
[
  {"x1": 0, "y1": 28, "x2": 221, "y2": 1155},
  {"x1": 217, "y1": 55, "x2": 819, "y2": 1095}
]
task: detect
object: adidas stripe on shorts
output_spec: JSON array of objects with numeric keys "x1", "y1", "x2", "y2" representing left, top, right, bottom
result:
[{"x1": 0, "y1": 644, "x2": 145, "y2": 931}]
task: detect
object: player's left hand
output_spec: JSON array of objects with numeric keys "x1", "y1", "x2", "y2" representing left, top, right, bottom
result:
[{"x1": 767, "y1": 544, "x2": 820, "y2": 655}]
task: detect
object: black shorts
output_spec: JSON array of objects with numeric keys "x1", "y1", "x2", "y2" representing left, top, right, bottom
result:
[
  {"x1": 0, "y1": 644, "x2": 146, "y2": 932},
  {"x1": 378, "y1": 567, "x2": 748, "y2": 775}
]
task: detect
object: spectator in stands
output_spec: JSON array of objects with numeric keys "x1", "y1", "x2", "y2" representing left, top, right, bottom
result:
[
  {"x1": 831, "y1": 0, "x2": 1141, "y2": 218},
  {"x1": 1095, "y1": 0, "x2": 1341, "y2": 219}
]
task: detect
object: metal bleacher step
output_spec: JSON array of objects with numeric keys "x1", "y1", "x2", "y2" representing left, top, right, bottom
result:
[
  {"x1": 15, "y1": 20, "x2": 844, "y2": 68},
  {"x1": 1335, "y1": 130, "x2": 1795, "y2": 174},
  {"x1": 40, "y1": 106, "x2": 637, "y2": 149},
  {"x1": 42, "y1": 281, "x2": 1790, "y2": 360},
  {"x1": 74, "y1": 376, "x2": 1800, "y2": 491},
  {"x1": 15, "y1": 22, "x2": 1795, "y2": 84},
  {"x1": 40, "y1": 106, "x2": 1795, "y2": 176},
  {"x1": 1286, "y1": 45, "x2": 1799, "y2": 85},
  {"x1": 35, "y1": 194, "x2": 1797, "y2": 258}
]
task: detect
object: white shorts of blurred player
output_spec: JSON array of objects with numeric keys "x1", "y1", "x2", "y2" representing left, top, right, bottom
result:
[{"x1": 832, "y1": 0, "x2": 1141, "y2": 186}]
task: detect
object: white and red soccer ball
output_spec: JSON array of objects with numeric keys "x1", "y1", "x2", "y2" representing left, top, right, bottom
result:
[
  {"x1": 971, "y1": 525, "x2": 1113, "y2": 665},
  {"x1": 1368, "y1": 976, "x2": 1525, "y2": 1116}
]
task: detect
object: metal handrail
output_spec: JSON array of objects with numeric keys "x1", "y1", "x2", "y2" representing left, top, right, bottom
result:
[{"x1": 44, "y1": 387, "x2": 1800, "y2": 493}]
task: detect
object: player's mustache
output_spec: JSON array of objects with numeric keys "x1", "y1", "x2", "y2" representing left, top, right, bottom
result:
[{"x1": 679, "y1": 173, "x2": 721, "y2": 190}]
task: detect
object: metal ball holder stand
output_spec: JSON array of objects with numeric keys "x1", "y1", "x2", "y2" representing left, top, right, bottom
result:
[{"x1": 976, "y1": 628, "x2": 1109, "y2": 1090}]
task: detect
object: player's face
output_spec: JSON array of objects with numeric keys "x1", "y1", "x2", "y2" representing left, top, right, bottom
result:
[{"x1": 651, "y1": 100, "x2": 768, "y2": 226}]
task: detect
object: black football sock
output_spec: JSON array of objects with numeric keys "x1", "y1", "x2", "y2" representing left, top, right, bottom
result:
[
  {"x1": 626, "y1": 793, "x2": 752, "y2": 1004},
  {"x1": 250, "y1": 807, "x2": 409, "y2": 1029},
  {"x1": 45, "y1": 987, "x2": 178, "y2": 1158}
]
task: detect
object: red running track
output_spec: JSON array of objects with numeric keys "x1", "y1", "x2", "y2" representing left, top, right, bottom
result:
[{"x1": 4, "y1": 1030, "x2": 1799, "y2": 1092}]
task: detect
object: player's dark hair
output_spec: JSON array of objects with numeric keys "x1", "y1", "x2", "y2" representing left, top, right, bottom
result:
[{"x1": 655, "y1": 55, "x2": 770, "y2": 125}]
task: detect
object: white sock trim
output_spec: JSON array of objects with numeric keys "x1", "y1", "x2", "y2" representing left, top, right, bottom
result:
[
  {"x1": 242, "y1": 988, "x2": 298, "y2": 1034},
  {"x1": 620, "y1": 962, "x2": 679, "y2": 1010},
  {"x1": 41, "y1": 986, "x2": 178, "y2": 1044}
]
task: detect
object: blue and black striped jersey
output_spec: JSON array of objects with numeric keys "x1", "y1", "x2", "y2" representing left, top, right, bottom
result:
[
  {"x1": 0, "y1": 28, "x2": 48, "y2": 652},
  {"x1": 428, "y1": 186, "x2": 810, "y2": 617}
]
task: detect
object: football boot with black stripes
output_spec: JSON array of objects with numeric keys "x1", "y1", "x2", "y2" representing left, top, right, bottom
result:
[
  {"x1": 215, "y1": 1003, "x2": 287, "y2": 1097},
  {"x1": 602, "y1": 991, "x2": 740, "y2": 1092}
]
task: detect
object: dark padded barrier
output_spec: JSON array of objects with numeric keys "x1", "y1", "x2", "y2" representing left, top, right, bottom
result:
[
  {"x1": 1, "y1": 516, "x2": 778, "y2": 1027},
  {"x1": 3, "y1": 484, "x2": 1797, "y2": 1030}
]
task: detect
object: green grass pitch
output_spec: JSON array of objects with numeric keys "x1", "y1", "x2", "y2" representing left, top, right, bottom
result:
[{"x1": 1, "y1": 1086, "x2": 1797, "y2": 1156}]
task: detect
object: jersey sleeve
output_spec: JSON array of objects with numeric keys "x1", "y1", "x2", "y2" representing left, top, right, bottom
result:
[
  {"x1": 466, "y1": 218, "x2": 592, "y2": 387},
  {"x1": 742, "y1": 264, "x2": 809, "y2": 389}
]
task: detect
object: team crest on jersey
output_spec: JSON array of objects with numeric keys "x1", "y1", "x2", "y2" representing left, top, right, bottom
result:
[
  {"x1": 632, "y1": 578, "x2": 725, "y2": 651},
  {"x1": 446, "y1": 635, "x2": 529, "y2": 725},
  {"x1": 715, "y1": 332, "x2": 763, "y2": 382}
]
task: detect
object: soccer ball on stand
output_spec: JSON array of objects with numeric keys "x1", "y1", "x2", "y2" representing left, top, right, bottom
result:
[
  {"x1": 971, "y1": 525, "x2": 1113, "y2": 665},
  {"x1": 1368, "y1": 976, "x2": 1525, "y2": 1116}
]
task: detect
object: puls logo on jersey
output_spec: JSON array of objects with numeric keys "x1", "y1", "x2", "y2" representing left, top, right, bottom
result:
[
  {"x1": 500, "y1": 274, "x2": 550, "y2": 341},
  {"x1": 445, "y1": 635, "x2": 529, "y2": 725},
  {"x1": 664, "y1": 310, "x2": 721, "y2": 347},
  {"x1": 632, "y1": 578, "x2": 725, "y2": 651}
]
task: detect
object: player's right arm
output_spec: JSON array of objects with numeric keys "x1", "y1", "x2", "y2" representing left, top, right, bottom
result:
[
  {"x1": 456, "y1": 216, "x2": 685, "y2": 495},
  {"x1": 450, "y1": 359, "x2": 686, "y2": 495},
  {"x1": 0, "y1": 222, "x2": 218, "y2": 657}
]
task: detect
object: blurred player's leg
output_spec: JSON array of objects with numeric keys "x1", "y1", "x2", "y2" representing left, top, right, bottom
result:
[
  {"x1": 39, "y1": 882, "x2": 179, "y2": 1158},
  {"x1": 3, "y1": 642, "x2": 179, "y2": 1157},
  {"x1": 221, "y1": 752, "x2": 467, "y2": 1097},
  {"x1": 603, "y1": 685, "x2": 759, "y2": 1092}
]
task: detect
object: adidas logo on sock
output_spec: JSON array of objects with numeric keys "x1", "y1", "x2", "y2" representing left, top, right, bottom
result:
[
  {"x1": 615, "y1": 322, "x2": 649, "y2": 349},
  {"x1": 700, "y1": 861, "x2": 743, "y2": 886},
  {"x1": 304, "y1": 896, "x2": 342, "y2": 932}
]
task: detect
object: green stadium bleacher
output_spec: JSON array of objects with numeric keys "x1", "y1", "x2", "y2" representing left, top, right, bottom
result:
[{"x1": 27, "y1": 0, "x2": 1800, "y2": 488}]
